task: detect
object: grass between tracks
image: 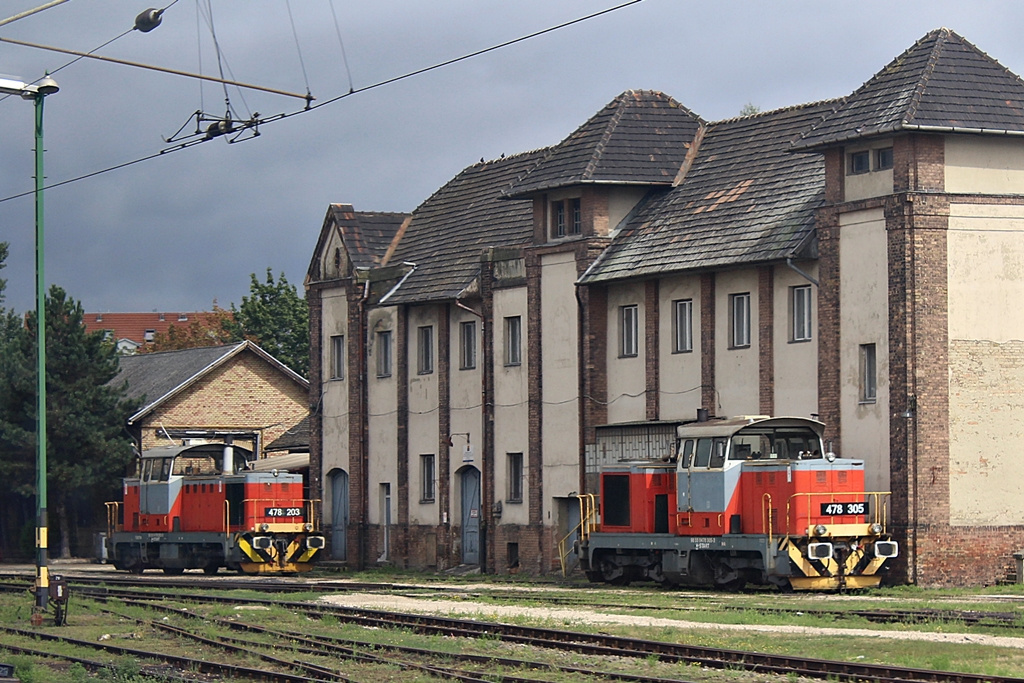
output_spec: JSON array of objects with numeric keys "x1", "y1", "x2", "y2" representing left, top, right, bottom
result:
[{"x1": 1, "y1": 569, "x2": 1024, "y2": 681}]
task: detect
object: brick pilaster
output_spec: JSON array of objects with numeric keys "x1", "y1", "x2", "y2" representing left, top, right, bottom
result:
[
  {"x1": 758, "y1": 266, "x2": 774, "y2": 416},
  {"x1": 645, "y1": 279, "x2": 660, "y2": 420},
  {"x1": 700, "y1": 273, "x2": 716, "y2": 415}
]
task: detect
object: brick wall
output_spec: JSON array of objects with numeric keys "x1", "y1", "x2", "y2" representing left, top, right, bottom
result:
[
  {"x1": 138, "y1": 351, "x2": 308, "y2": 453},
  {"x1": 700, "y1": 273, "x2": 716, "y2": 415},
  {"x1": 758, "y1": 266, "x2": 774, "y2": 416},
  {"x1": 645, "y1": 280, "x2": 660, "y2": 420}
]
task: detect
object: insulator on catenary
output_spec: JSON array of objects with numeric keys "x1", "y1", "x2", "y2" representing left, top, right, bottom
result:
[{"x1": 135, "y1": 8, "x2": 164, "y2": 33}]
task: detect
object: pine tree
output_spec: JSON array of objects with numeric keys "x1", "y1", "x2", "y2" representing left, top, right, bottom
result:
[{"x1": 0, "y1": 286, "x2": 139, "y2": 558}]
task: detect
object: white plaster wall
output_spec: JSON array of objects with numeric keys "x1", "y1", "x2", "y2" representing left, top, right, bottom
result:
[
  {"x1": 946, "y1": 136, "x2": 1024, "y2": 195},
  {"x1": 493, "y1": 287, "x2": 529, "y2": 525},
  {"x1": 540, "y1": 252, "x2": 581, "y2": 524},
  {"x1": 407, "y1": 305, "x2": 441, "y2": 526},
  {"x1": 606, "y1": 281, "x2": 647, "y2": 423},
  {"x1": 320, "y1": 287, "x2": 350, "y2": 527},
  {"x1": 658, "y1": 274, "x2": 703, "y2": 420},
  {"x1": 947, "y1": 203, "x2": 1024, "y2": 525},
  {"x1": 714, "y1": 269, "x2": 760, "y2": 417},
  {"x1": 773, "y1": 264, "x2": 819, "y2": 417},
  {"x1": 838, "y1": 208, "x2": 889, "y2": 492},
  {"x1": 367, "y1": 306, "x2": 398, "y2": 525}
]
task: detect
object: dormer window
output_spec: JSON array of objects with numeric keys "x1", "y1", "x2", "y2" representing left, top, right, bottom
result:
[
  {"x1": 876, "y1": 147, "x2": 893, "y2": 170},
  {"x1": 550, "y1": 197, "x2": 582, "y2": 239},
  {"x1": 848, "y1": 150, "x2": 870, "y2": 174}
]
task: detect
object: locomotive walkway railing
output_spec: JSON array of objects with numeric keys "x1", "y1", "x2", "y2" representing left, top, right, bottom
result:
[{"x1": 558, "y1": 494, "x2": 598, "y2": 576}]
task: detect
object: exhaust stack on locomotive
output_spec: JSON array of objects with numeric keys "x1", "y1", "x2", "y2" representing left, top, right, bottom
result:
[
  {"x1": 106, "y1": 443, "x2": 325, "y2": 575},
  {"x1": 576, "y1": 416, "x2": 897, "y2": 591}
]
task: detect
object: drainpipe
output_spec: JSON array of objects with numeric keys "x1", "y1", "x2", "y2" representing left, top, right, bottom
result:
[{"x1": 785, "y1": 258, "x2": 819, "y2": 287}]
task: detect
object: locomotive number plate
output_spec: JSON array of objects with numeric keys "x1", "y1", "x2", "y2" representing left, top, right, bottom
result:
[
  {"x1": 820, "y1": 502, "x2": 867, "y2": 516},
  {"x1": 265, "y1": 507, "x2": 305, "y2": 518}
]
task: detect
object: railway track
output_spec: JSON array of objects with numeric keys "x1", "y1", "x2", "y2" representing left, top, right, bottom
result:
[
  {"x1": 51, "y1": 583, "x2": 1024, "y2": 682},
  {"x1": 3, "y1": 570, "x2": 1020, "y2": 632}
]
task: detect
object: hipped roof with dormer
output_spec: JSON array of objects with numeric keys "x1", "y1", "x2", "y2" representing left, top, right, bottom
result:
[
  {"x1": 793, "y1": 27, "x2": 1024, "y2": 150},
  {"x1": 580, "y1": 99, "x2": 837, "y2": 284},
  {"x1": 504, "y1": 90, "x2": 703, "y2": 198}
]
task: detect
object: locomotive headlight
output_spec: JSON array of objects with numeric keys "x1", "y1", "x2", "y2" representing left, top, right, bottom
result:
[
  {"x1": 869, "y1": 523, "x2": 883, "y2": 535},
  {"x1": 303, "y1": 522, "x2": 314, "y2": 532},
  {"x1": 260, "y1": 523, "x2": 270, "y2": 532},
  {"x1": 814, "y1": 524, "x2": 828, "y2": 536}
]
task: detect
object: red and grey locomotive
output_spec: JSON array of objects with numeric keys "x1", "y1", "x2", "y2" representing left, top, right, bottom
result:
[
  {"x1": 576, "y1": 416, "x2": 898, "y2": 590},
  {"x1": 106, "y1": 442, "x2": 325, "y2": 574}
]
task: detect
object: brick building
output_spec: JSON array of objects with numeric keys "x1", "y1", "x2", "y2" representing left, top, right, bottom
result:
[
  {"x1": 112, "y1": 341, "x2": 309, "y2": 458},
  {"x1": 84, "y1": 311, "x2": 226, "y2": 354},
  {"x1": 308, "y1": 29, "x2": 1024, "y2": 585}
]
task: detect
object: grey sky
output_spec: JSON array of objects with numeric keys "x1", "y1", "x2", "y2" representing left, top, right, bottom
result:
[{"x1": 0, "y1": 1, "x2": 1020, "y2": 314}]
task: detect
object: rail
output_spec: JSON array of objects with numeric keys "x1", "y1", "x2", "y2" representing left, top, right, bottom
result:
[{"x1": 558, "y1": 494, "x2": 598, "y2": 576}]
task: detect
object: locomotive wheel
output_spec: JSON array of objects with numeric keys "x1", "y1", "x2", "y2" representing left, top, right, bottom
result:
[
  {"x1": 162, "y1": 567, "x2": 185, "y2": 576},
  {"x1": 203, "y1": 564, "x2": 219, "y2": 575}
]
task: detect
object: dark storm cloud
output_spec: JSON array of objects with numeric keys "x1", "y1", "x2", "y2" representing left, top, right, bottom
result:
[{"x1": 1, "y1": 1, "x2": 1022, "y2": 313}]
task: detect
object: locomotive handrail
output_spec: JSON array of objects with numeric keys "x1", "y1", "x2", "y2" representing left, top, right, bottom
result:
[
  {"x1": 558, "y1": 494, "x2": 598, "y2": 577},
  {"x1": 762, "y1": 493, "x2": 773, "y2": 558},
  {"x1": 785, "y1": 491, "x2": 892, "y2": 534},
  {"x1": 105, "y1": 501, "x2": 123, "y2": 535}
]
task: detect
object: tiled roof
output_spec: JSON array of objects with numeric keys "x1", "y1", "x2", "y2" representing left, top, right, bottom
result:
[
  {"x1": 505, "y1": 90, "x2": 703, "y2": 197},
  {"x1": 379, "y1": 150, "x2": 546, "y2": 305},
  {"x1": 581, "y1": 100, "x2": 836, "y2": 284},
  {"x1": 109, "y1": 340, "x2": 307, "y2": 424},
  {"x1": 83, "y1": 311, "x2": 226, "y2": 345},
  {"x1": 330, "y1": 205, "x2": 408, "y2": 271},
  {"x1": 794, "y1": 28, "x2": 1024, "y2": 150},
  {"x1": 266, "y1": 415, "x2": 309, "y2": 452}
]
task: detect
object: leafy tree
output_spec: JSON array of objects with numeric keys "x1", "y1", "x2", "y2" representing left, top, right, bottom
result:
[
  {"x1": 142, "y1": 302, "x2": 236, "y2": 352},
  {"x1": 228, "y1": 269, "x2": 309, "y2": 377},
  {"x1": 739, "y1": 102, "x2": 761, "y2": 116},
  {"x1": 0, "y1": 286, "x2": 139, "y2": 558}
]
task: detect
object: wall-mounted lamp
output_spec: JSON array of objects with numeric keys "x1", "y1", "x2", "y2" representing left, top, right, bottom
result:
[{"x1": 903, "y1": 395, "x2": 917, "y2": 420}]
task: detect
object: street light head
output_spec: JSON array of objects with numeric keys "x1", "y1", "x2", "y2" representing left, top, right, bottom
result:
[{"x1": 36, "y1": 76, "x2": 59, "y2": 96}]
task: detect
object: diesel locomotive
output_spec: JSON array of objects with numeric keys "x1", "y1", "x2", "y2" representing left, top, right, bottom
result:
[
  {"x1": 576, "y1": 416, "x2": 898, "y2": 590},
  {"x1": 106, "y1": 442, "x2": 325, "y2": 574}
]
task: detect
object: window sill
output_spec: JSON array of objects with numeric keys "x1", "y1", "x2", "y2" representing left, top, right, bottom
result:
[
  {"x1": 506, "y1": 498, "x2": 523, "y2": 505},
  {"x1": 419, "y1": 499, "x2": 435, "y2": 505},
  {"x1": 788, "y1": 338, "x2": 812, "y2": 344},
  {"x1": 671, "y1": 348, "x2": 693, "y2": 355}
]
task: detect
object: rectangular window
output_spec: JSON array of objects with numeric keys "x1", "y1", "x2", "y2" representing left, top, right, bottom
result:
[
  {"x1": 570, "y1": 198, "x2": 582, "y2": 235},
  {"x1": 504, "y1": 316, "x2": 522, "y2": 366},
  {"x1": 672, "y1": 299, "x2": 693, "y2": 353},
  {"x1": 376, "y1": 330, "x2": 392, "y2": 377},
  {"x1": 554, "y1": 201, "x2": 566, "y2": 237},
  {"x1": 507, "y1": 452, "x2": 523, "y2": 503},
  {"x1": 420, "y1": 454, "x2": 435, "y2": 502},
  {"x1": 730, "y1": 293, "x2": 750, "y2": 348},
  {"x1": 848, "y1": 150, "x2": 870, "y2": 174},
  {"x1": 417, "y1": 325, "x2": 433, "y2": 375},
  {"x1": 876, "y1": 147, "x2": 894, "y2": 170},
  {"x1": 330, "y1": 334, "x2": 345, "y2": 379},
  {"x1": 620, "y1": 304, "x2": 639, "y2": 357},
  {"x1": 791, "y1": 285, "x2": 812, "y2": 342},
  {"x1": 860, "y1": 343, "x2": 877, "y2": 403},
  {"x1": 459, "y1": 320, "x2": 477, "y2": 370}
]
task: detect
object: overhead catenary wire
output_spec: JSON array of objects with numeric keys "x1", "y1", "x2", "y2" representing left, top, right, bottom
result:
[
  {"x1": 0, "y1": 0, "x2": 643, "y2": 204},
  {"x1": 327, "y1": 0, "x2": 355, "y2": 94}
]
